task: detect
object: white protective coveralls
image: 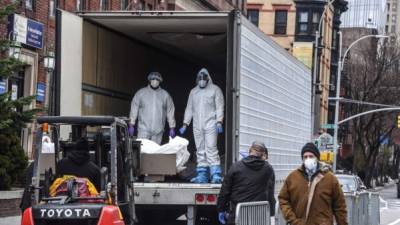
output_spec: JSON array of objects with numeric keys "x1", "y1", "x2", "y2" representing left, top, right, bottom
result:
[
  {"x1": 130, "y1": 86, "x2": 176, "y2": 144},
  {"x1": 183, "y1": 69, "x2": 224, "y2": 167}
]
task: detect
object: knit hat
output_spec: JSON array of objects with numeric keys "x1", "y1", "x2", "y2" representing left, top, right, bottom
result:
[
  {"x1": 301, "y1": 142, "x2": 320, "y2": 159},
  {"x1": 250, "y1": 141, "x2": 268, "y2": 156}
]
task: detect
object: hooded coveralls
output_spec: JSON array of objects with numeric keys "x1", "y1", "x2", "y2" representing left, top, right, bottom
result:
[
  {"x1": 130, "y1": 85, "x2": 176, "y2": 144},
  {"x1": 183, "y1": 70, "x2": 224, "y2": 167}
]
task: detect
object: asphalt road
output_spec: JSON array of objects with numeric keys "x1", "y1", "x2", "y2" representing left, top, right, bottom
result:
[{"x1": 380, "y1": 183, "x2": 400, "y2": 225}]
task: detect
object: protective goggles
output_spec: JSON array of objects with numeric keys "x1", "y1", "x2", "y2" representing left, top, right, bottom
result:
[{"x1": 197, "y1": 71, "x2": 209, "y2": 81}]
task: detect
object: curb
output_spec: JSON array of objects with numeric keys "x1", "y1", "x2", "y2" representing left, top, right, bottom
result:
[
  {"x1": 0, "y1": 190, "x2": 23, "y2": 200},
  {"x1": 369, "y1": 182, "x2": 396, "y2": 192}
]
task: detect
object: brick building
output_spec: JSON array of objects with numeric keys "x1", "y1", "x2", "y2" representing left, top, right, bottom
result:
[
  {"x1": 246, "y1": 0, "x2": 296, "y2": 50},
  {"x1": 0, "y1": 0, "x2": 245, "y2": 158}
]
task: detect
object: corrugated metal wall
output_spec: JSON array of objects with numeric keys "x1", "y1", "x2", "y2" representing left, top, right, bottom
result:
[
  {"x1": 340, "y1": 0, "x2": 386, "y2": 33},
  {"x1": 239, "y1": 24, "x2": 312, "y2": 182}
]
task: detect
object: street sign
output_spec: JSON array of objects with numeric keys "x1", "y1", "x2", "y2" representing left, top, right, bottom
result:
[
  {"x1": 379, "y1": 135, "x2": 389, "y2": 145},
  {"x1": 36, "y1": 83, "x2": 46, "y2": 102},
  {"x1": 321, "y1": 124, "x2": 336, "y2": 129},
  {"x1": 8, "y1": 14, "x2": 44, "y2": 49},
  {"x1": 0, "y1": 79, "x2": 6, "y2": 94},
  {"x1": 317, "y1": 132, "x2": 334, "y2": 151}
]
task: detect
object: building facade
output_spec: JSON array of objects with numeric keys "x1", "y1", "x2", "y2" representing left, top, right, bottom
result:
[
  {"x1": 0, "y1": 0, "x2": 245, "y2": 158},
  {"x1": 246, "y1": 0, "x2": 296, "y2": 50},
  {"x1": 386, "y1": 0, "x2": 400, "y2": 37},
  {"x1": 244, "y1": 0, "x2": 347, "y2": 136},
  {"x1": 341, "y1": 0, "x2": 386, "y2": 34},
  {"x1": 294, "y1": 0, "x2": 347, "y2": 136}
]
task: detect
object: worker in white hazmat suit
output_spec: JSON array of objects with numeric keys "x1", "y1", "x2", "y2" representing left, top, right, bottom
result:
[
  {"x1": 179, "y1": 68, "x2": 224, "y2": 184},
  {"x1": 129, "y1": 72, "x2": 176, "y2": 144}
]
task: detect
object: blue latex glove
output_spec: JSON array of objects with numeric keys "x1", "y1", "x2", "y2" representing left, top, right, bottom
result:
[
  {"x1": 128, "y1": 124, "x2": 135, "y2": 136},
  {"x1": 179, "y1": 125, "x2": 187, "y2": 135},
  {"x1": 169, "y1": 128, "x2": 176, "y2": 138},
  {"x1": 217, "y1": 122, "x2": 223, "y2": 134},
  {"x1": 218, "y1": 212, "x2": 226, "y2": 224}
]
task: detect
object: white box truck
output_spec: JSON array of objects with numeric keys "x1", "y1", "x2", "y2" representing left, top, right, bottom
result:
[{"x1": 56, "y1": 10, "x2": 311, "y2": 225}]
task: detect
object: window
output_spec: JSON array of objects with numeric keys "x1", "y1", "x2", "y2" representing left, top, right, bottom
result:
[
  {"x1": 312, "y1": 12, "x2": 320, "y2": 34},
  {"x1": 298, "y1": 11, "x2": 309, "y2": 34},
  {"x1": 247, "y1": 9, "x2": 260, "y2": 26},
  {"x1": 77, "y1": 0, "x2": 87, "y2": 11},
  {"x1": 332, "y1": 29, "x2": 338, "y2": 49},
  {"x1": 121, "y1": 0, "x2": 128, "y2": 10},
  {"x1": 392, "y1": 15, "x2": 396, "y2": 22},
  {"x1": 49, "y1": 0, "x2": 56, "y2": 16},
  {"x1": 138, "y1": 0, "x2": 145, "y2": 10},
  {"x1": 26, "y1": 0, "x2": 33, "y2": 10},
  {"x1": 274, "y1": 10, "x2": 288, "y2": 34},
  {"x1": 100, "y1": 0, "x2": 108, "y2": 10},
  {"x1": 392, "y1": 25, "x2": 396, "y2": 32}
]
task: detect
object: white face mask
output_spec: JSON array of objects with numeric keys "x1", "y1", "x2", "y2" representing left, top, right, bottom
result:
[
  {"x1": 198, "y1": 80, "x2": 208, "y2": 88},
  {"x1": 150, "y1": 80, "x2": 160, "y2": 88},
  {"x1": 304, "y1": 157, "x2": 318, "y2": 172}
]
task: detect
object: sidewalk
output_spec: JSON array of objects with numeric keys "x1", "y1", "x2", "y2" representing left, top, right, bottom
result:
[
  {"x1": 370, "y1": 181, "x2": 396, "y2": 192},
  {"x1": 0, "y1": 215, "x2": 20, "y2": 225}
]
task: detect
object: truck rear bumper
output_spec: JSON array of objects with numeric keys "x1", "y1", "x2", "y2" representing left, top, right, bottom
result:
[{"x1": 133, "y1": 183, "x2": 221, "y2": 205}]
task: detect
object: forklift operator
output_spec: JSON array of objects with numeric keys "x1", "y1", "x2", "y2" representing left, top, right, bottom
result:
[{"x1": 56, "y1": 138, "x2": 101, "y2": 191}]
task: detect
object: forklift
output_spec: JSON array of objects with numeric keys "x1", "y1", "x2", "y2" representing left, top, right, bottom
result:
[{"x1": 21, "y1": 116, "x2": 140, "y2": 225}]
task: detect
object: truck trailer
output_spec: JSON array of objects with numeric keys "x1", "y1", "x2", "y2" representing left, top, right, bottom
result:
[{"x1": 56, "y1": 10, "x2": 311, "y2": 224}]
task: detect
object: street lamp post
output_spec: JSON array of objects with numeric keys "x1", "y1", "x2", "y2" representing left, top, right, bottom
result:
[
  {"x1": 332, "y1": 34, "x2": 389, "y2": 172},
  {"x1": 8, "y1": 31, "x2": 22, "y2": 60},
  {"x1": 311, "y1": 0, "x2": 336, "y2": 138},
  {"x1": 44, "y1": 50, "x2": 55, "y2": 115}
]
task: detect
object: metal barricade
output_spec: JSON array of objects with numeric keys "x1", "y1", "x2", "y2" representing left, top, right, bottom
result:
[
  {"x1": 368, "y1": 192, "x2": 380, "y2": 225},
  {"x1": 341, "y1": 192, "x2": 380, "y2": 225},
  {"x1": 275, "y1": 192, "x2": 380, "y2": 225},
  {"x1": 345, "y1": 192, "x2": 369, "y2": 225},
  {"x1": 235, "y1": 201, "x2": 270, "y2": 225}
]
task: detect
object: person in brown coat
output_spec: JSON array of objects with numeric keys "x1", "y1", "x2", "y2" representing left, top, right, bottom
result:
[{"x1": 278, "y1": 143, "x2": 348, "y2": 225}]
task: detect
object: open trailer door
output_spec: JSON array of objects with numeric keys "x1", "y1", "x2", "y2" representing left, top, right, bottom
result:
[
  {"x1": 55, "y1": 10, "x2": 83, "y2": 116},
  {"x1": 236, "y1": 15, "x2": 312, "y2": 183}
]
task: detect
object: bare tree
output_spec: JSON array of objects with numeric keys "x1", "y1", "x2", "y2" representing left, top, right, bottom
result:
[{"x1": 342, "y1": 37, "x2": 400, "y2": 187}]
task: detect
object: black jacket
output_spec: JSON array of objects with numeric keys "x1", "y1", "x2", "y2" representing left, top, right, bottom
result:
[
  {"x1": 56, "y1": 151, "x2": 101, "y2": 191},
  {"x1": 217, "y1": 155, "x2": 276, "y2": 216}
]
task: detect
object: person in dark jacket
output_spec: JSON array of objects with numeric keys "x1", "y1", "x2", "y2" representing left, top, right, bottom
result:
[
  {"x1": 56, "y1": 138, "x2": 101, "y2": 191},
  {"x1": 217, "y1": 141, "x2": 275, "y2": 224}
]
